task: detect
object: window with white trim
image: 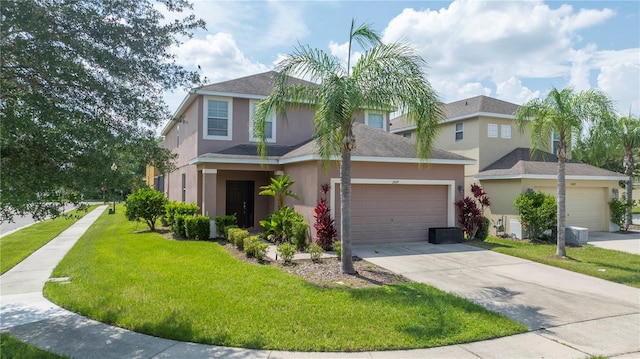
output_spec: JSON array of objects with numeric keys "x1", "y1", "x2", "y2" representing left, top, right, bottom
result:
[
  {"x1": 552, "y1": 131, "x2": 560, "y2": 155},
  {"x1": 488, "y1": 123, "x2": 498, "y2": 138},
  {"x1": 249, "y1": 100, "x2": 275, "y2": 142},
  {"x1": 204, "y1": 97, "x2": 232, "y2": 140},
  {"x1": 403, "y1": 132, "x2": 412, "y2": 139},
  {"x1": 501, "y1": 124, "x2": 511, "y2": 139},
  {"x1": 365, "y1": 111, "x2": 385, "y2": 130},
  {"x1": 455, "y1": 122, "x2": 463, "y2": 141}
]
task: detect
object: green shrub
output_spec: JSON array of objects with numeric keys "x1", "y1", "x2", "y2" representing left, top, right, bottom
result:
[
  {"x1": 227, "y1": 228, "x2": 249, "y2": 250},
  {"x1": 164, "y1": 201, "x2": 199, "y2": 226},
  {"x1": 124, "y1": 187, "x2": 167, "y2": 231},
  {"x1": 476, "y1": 217, "x2": 490, "y2": 241},
  {"x1": 308, "y1": 243, "x2": 323, "y2": 262},
  {"x1": 259, "y1": 206, "x2": 305, "y2": 244},
  {"x1": 214, "y1": 214, "x2": 237, "y2": 238},
  {"x1": 244, "y1": 235, "x2": 268, "y2": 260},
  {"x1": 292, "y1": 221, "x2": 308, "y2": 251},
  {"x1": 254, "y1": 242, "x2": 269, "y2": 261},
  {"x1": 172, "y1": 215, "x2": 187, "y2": 238},
  {"x1": 185, "y1": 215, "x2": 210, "y2": 240},
  {"x1": 513, "y1": 191, "x2": 557, "y2": 240},
  {"x1": 277, "y1": 243, "x2": 296, "y2": 264},
  {"x1": 333, "y1": 240, "x2": 341, "y2": 260},
  {"x1": 225, "y1": 225, "x2": 239, "y2": 239},
  {"x1": 609, "y1": 195, "x2": 635, "y2": 231}
]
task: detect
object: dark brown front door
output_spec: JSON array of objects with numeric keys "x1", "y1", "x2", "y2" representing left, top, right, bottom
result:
[{"x1": 226, "y1": 181, "x2": 254, "y2": 228}]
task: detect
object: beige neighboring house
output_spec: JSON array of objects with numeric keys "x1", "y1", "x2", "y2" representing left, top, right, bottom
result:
[
  {"x1": 160, "y1": 71, "x2": 473, "y2": 243},
  {"x1": 391, "y1": 95, "x2": 626, "y2": 236}
]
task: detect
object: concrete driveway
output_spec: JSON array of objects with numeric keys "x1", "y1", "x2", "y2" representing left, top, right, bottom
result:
[
  {"x1": 354, "y1": 242, "x2": 640, "y2": 357},
  {"x1": 588, "y1": 231, "x2": 640, "y2": 255}
]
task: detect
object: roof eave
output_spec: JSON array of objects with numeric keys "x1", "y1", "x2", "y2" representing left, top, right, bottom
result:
[{"x1": 475, "y1": 174, "x2": 627, "y2": 181}]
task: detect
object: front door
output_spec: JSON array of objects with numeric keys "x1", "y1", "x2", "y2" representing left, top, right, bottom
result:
[{"x1": 226, "y1": 181, "x2": 254, "y2": 228}]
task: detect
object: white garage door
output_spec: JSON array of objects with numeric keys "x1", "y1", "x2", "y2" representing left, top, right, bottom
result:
[
  {"x1": 335, "y1": 184, "x2": 449, "y2": 244},
  {"x1": 537, "y1": 187, "x2": 607, "y2": 231}
]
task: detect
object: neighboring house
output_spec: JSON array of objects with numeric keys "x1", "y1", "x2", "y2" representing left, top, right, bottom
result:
[
  {"x1": 161, "y1": 71, "x2": 473, "y2": 243},
  {"x1": 391, "y1": 95, "x2": 625, "y2": 235}
]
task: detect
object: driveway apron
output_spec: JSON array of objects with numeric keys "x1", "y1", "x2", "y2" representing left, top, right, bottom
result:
[{"x1": 354, "y1": 242, "x2": 640, "y2": 356}]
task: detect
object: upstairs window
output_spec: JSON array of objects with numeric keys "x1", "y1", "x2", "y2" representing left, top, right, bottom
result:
[
  {"x1": 204, "y1": 97, "x2": 232, "y2": 140},
  {"x1": 365, "y1": 111, "x2": 385, "y2": 130},
  {"x1": 552, "y1": 131, "x2": 560, "y2": 155},
  {"x1": 501, "y1": 124, "x2": 511, "y2": 139},
  {"x1": 249, "y1": 100, "x2": 275, "y2": 142},
  {"x1": 488, "y1": 123, "x2": 498, "y2": 138},
  {"x1": 455, "y1": 122, "x2": 463, "y2": 141}
]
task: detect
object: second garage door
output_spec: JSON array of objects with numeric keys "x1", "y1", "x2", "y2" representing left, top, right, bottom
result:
[
  {"x1": 537, "y1": 187, "x2": 608, "y2": 231},
  {"x1": 335, "y1": 184, "x2": 449, "y2": 244}
]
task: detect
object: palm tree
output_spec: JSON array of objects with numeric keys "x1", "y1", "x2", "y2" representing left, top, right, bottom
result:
[
  {"x1": 253, "y1": 19, "x2": 441, "y2": 273},
  {"x1": 515, "y1": 87, "x2": 614, "y2": 256},
  {"x1": 259, "y1": 174, "x2": 300, "y2": 210},
  {"x1": 579, "y1": 113, "x2": 640, "y2": 230}
]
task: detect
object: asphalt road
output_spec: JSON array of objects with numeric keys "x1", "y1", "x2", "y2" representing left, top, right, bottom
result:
[{"x1": 0, "y1": 204, "x2": 82, "y2": 237}]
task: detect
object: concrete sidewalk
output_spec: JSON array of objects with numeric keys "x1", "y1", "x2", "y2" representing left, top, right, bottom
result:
[{"x1": 1, "y1": 208, "x2": 638, "y2": 358}]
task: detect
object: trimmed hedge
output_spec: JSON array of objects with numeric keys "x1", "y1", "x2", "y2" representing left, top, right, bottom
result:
[
  {"x1": 214, "y1": 214, "x2": 237, "y2": 238},
  {"x1": 227, "y1": 228, "x2": 249, "y2": 250},
  {"x1": 165, "y1": 201, "x2": 199, "y2": 226},
  {"x1": 185, "y1": 215, "x2": 211, "y2": 240}
]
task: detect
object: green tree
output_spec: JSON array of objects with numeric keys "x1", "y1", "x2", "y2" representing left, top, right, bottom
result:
[
  {"x1": 513, "y1": 191, "x2": 557, "y2": 240},
  {"x1": 575, "y1": 113, "x2": 640, "y2": 230},
  {"x1": 259, "y1": 174, "x2": 300, "y2": 210},
  {"x1": 125, "y1": 187, "x2": 168, "y2": 231},
  {"x1": 0, "y1": 0, "x2": 202, "y2": 222},
  {"x1": 515, "y1": 87, "x2": 614, "y2": 256},
  {"x1": 253, "y1": 20, "x2": 441, "y2": 273}
]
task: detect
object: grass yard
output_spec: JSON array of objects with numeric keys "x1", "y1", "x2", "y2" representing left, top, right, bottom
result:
[
  {"x1": 0, "y1": 333, "x2": 68, "y2": 359},
  {"x1": 470, "y1": 237, "x2": 640, "y2": 288},
  {"x1": 0, "y1": 206, "x2": 97, "y2": 274},
  {"x1": 44, "y1": 205, "x2": 526, "y2": 352}
]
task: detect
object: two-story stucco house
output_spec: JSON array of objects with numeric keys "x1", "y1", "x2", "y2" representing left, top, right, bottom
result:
[
  {"x1": 160, "y1": 71, "x2": 474, "y2": 243},
  {"x1": 391, "y1": 95, "x2": 625, "y2": 235}
]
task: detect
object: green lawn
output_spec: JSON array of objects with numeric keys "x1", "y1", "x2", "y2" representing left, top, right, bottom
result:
[
  {"x1": 0, "y1": 206, "x2": 97, "y2": 274},
  {"x1": 44, "y1": 204, "x2": 526, "y2": 352},
  {"x1": 470, "y1": 237, "x2": 640, "y2": 288},
  {"x1": 0, "y1": 333, "x2": 68, "y2": 359}
]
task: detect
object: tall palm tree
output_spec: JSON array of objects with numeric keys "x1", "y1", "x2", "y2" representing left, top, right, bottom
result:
[
  {"x1": 515, "y1": 87, "x2": 614, "y2": 256},
  {"x1": 253, "y1": 19, "x2": 441, "y2": 273},
  {"x1": 580, "y1": 113, "x2": 640, "y2": 230}
]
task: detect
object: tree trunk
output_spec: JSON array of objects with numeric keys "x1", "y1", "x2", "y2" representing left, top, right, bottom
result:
[
  {"x1": 340, "y1": 149, "x2": 355, "y2": 274},
  {"x1": 624, "y1": 146, "x2": 634, "y2": 231},
  {"x1": 557, "y1": 148, "x2": 567, "y2": 257}
]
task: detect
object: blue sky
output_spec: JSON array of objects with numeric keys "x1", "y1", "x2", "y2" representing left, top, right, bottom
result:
[{"x1": 162, "y1": 0, "x2": 639, "y2": 117}]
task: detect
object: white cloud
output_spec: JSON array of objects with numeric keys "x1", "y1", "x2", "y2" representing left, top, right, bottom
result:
[
  {"x1": 495, "y1": 77, "x2": 540, "y2": 105},
  {"x1": 380, "y1": 0, "x2": 618, "y2": 104},
  {"x1": 568, "y1": 45, "x2": 597, "y2": 91},
  {"x1": 172, "y1": 33, "x2": 269, "y2": 83},
  {"x1": 260, "y1": 1, "x2": 309, "y2": 48},
  {"x1": 597, "y1": 61, "x2": 640, "y2": 115}
]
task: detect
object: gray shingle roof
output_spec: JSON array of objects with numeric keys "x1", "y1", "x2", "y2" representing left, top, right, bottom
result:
[
  {"x1": 390, "y1": 95, "x2": 520, "y2": 130},
  {"x1": 477, "y1": 148, "x2": 626, "y2": 178},
  {"x1": 196, "y1": 71, "x2": 315, "y2": 97},
  {"x1": 281, "y1": 122, "x2": 472, "y2": 161},
  {"x1": 216, "y1": 141, "x2": 311, "y2": 157},
  {"x1": 443, "y1": 95, "x2": 519, "y2": 118}
]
